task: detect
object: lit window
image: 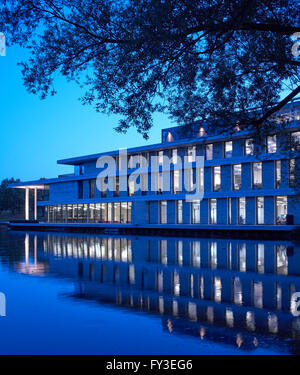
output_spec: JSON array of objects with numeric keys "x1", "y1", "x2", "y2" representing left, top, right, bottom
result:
[
  {"x1": 256, "y1": 197, "x2": 264, "y2": 224},
  {"x1": 191, "y1": 200, "x2": 200, "y2": 224},
  {"x1": 187, "y1": 146, "x2": 196, "y2": 162},
  {"x1": 158, "y1": 151, "x2": 164, "y2": 165},
  {"x1": 276, "y1": 196, "x2": 287, "y2": 224},
  {"x1": 173, "y1": 270, "x2": 180, "y2": 296},
  {"x1": 267, "y1": 135, "x2": 277, "y2": 153},
  {"x1": 171, "y1": 149, "x2": 178, "y2": 164},
  {"x1": 275, "y1": 160, "x2": 281, "y2": 189},
  {"x1": 233, "y1": 164, "x2": 242, "y2": 190},
  {"x1": 160, "y1": 201, "x2": 167, "y2": 224},
  {"x1": 291, "y1": 131, "x2": 300, "y2": 151},
  {"x1": 160, "y1": 240, "x2": 168, "y2": 264},
  {"x1": 210, "y1": 198, "x2": 217, "y2": 224},
  {"x1": 224, "y1": 141, "x2": 233, "y2": 158},
  {"x1": 238, "y1": 197, "x2": 246, "y2": 224},
  {"x1": 176, "y1": 241, "x2": 183, "y2": 265},
  {"x1": 233, "y1": 277, "x2": 242, "y2": 305},
  {"x1": 238, "y1": 243, "x2": 246, "y2": 271},
  {"x1": 245, "y1": 139, "x2": 254, "y2": 155},
  {"x1": 205, "y1": 144, "x2": 213, "y2": 160},
  {"x1": 176, "y1": 200, "x2": 183, "y2": 224},
  {"x1": 213, "y1": 166, "x2": 221, "y2": 191},
  {"x1": 199, "y1": 127, "x2": 206, "y2": 137},
  {"x1": 252, "y1": 162, "x2": 262, "y2": 189},
  {"x1": 173, "y1": 170, "x2": 180, "y2": 194},
  {"x1": 289, "y1": 159, "x2": 295, "y2": 187},
  {"x1": 166, "y1": 131, "x2": 174, "y2": 142}
]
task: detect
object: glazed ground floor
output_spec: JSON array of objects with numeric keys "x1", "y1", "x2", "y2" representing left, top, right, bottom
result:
[{"x1": 42, "y1": 195, "x2": 298, "y2": 226}]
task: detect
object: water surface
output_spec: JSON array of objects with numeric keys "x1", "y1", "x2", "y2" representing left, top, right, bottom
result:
[{"x1": 0, "y1": 229, "x2": 299, "y2": 355}]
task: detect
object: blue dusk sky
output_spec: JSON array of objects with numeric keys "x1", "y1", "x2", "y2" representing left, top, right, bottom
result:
[{"x1": 0, "y1": 46, "x2": 173, "y2": 182}]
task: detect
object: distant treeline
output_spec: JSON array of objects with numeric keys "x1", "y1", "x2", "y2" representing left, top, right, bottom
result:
[{"x1": 0, "y1": 178, "x2": 24, "y2": 215}]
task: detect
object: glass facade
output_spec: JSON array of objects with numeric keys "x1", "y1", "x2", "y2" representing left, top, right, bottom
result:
[
  {"x1": 252, "y1": 162, "x2": 262, "y2": 189},
  {"x1": 233, "y1": 164, "x2": 242, "y2": 190},
  {"x1": 47, "y1": 202, "x2": 132, "y2": 223},
  {"x1": 213, "y1": 166, "x2": 221, "y2": 191}
]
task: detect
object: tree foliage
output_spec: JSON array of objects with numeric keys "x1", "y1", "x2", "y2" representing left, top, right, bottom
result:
[
  {"x1": 1, "y1": 0, "x2": 300, "y2": 138},
  {"x1": 0, "y1": 178, "x2": 24, "y2": 215}
]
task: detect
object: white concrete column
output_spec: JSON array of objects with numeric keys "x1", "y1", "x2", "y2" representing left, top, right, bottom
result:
[
  {"x1": 34, "y1": 188, "x2": 37, "y2": 221},
  {"x1": 25, "y1": 188, "x2": 29, "y2": 221}
]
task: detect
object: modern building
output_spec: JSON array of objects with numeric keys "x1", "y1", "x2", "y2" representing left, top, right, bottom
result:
[{"x1": 9, "y1": 100, "x2": 300, "y2": 232}]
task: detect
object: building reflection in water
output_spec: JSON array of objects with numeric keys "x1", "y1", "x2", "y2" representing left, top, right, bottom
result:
[{"x1": 8, "y1": 232, "x2": 300, "y2": 353}]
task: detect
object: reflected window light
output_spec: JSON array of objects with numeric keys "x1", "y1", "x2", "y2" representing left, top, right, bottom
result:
[
  {"x1": 198, "y1": 275, "x2": 204, "y2": 299},
  {"x1": 157, "y1": 270, "x2": 164, "y2": 292},
  {"x1": 190, "y1": 274, "x2": 194, "y2": 298},
  {"x1": 166, "y1": 131, "x2": 174, "y2": 142},
  {"x1": 191, "y1": 241, "x2": 201, "y2": 267},
  {"x1": 210, "y1": 242, "x2": 217, "y2": 269},
  {"x1": 246, "y1": 311, "x2": 255, "y2": 331},
  {"x1": 207, "y1": 306, "x2": 214, "y2": 323},
  {"x1": 236, "y1": 333, "x2": 243, "y2": 348},
  {"x1": 159, "y1": 296, "x2": 164, "y2": 314},
  {"x1": 233, "y1": 277, "x2": 243, "y2": 305},
  {"x1": 176, "y1": 241, "x2": 183, "y2": 266},
  {"x1": 129, "y1": 264, "x2": 135, "y2": 284},
  {"x1": 226, "y1": 309, "x2": 234, "y2": 328},
  {"x1": 172, "y1": 300, "x2": 178, "y2": 317},
  {"x1": 160, "y1": 240, "x2": 168, "y2": 265},
  {"x1": 253, "y1": 281, "x2": 263, "y2": 308},
  {"x1": 214, "y1": 277, "x2": 222, "y2": 303},
  {"x1": 268, "y1": 314, "x2": 278, "y2": 334},
  {"x1": 227, "y1": 242, "x2": 232, "y2": 269},
  {"x1": 276, "y1": 284, "x2": 282, "y2": 310},
  {"x1": 256, "y1": 244, "x2": 264, "y2": 273},
  {"x1": 276, "y1": 245, "x2": 288, "y2": 275},
  {"x1": 173, "y1": 270, "x2": 180, "y2": 296},
  {"x1": 238, "y1": 243, "x2": 246, "y2": 272},
  {"x1": 188, "y1": 302, "x2": 197, "y2": 321}
]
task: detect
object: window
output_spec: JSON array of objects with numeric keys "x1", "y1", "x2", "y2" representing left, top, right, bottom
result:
[
  {"x1": 187, "y1": 146, "x2": 196, "y2": 162},
  {"x1": 173, "y1": 270, "x2": 180, "y2": 296},
  {"x1": 252, "y1": 162, "x2": 262, "y2": 189},
  {"x1": 291, "y1": 131, "x2": 300, "y2": 151},
  {"x1": 89, "y1": 179, "x2": 95, "y2": 198},
  {"x1": 224, "y1": 141, "x2": 233, "y2": 158},
  {"x1": 78, "y1": 180, "x2": 83, "y2": 199},
  {"x1": 166, "y1": 131, "x2": 174, "y2": 142},
  {"x1": 173, "y1": 170, "x2": 180, "y2": 194},
  {"x1": 233, "y1": 277, "x2": 243, "y2": 305},
  {"x1": 276, "y1": 196, "x2": 287, "y2": 224},
  {"x1": 158, "y1": 151, "x2": 164, "y2": 165},
  {"x1": 275, "y1": 160, "x2": 281, "y2": 188},
  {"x1": 245, "y1": 138, "x2": 254, "y2": 155},
  {"x1": 210, "y1": 199, "x2": 217, "y2": 224},
  {"x1": 114, "y1": 176, "x2": 119, "y2": 197},
  {"x1": 160, "y1": 240, "x2": 168, "y2": 265},
  {"x1": 267, "y1": 135, "x2": 277, "y2": 153},
  {"x1": 171, "y1": 149, "x2": 178, "y2": 164},
  {"x1": 199, "y1": 127, "x2": 206, "y2": 137},
  {"x1": 289, "y1": 159, "x2": 296, "y2": 187},
  {"x1": 256, "y1": 197, "x2": 264, "y2": 224},
  {"x1": 177, "y1": 200, "x2": 183, "y2": 224},
  {"x1": 128, "y1": 178, "x2": 135, "y2": 196},
  {"x1": 238, "y1": 197, "x2": 246, "y2": 224},
  {"x1": 228, "y1": 198, "x2": 232, "y2": 224},
  {"x1": 233, "y1": 164, "x2": 242, "y2": 190},
  {"x1": 100, "y1": 178, "x2": 107, "y2": 198},
  {"x1": 213, "y1": 166, "x2": 221, "y2": 191},
  {"x1": 205, "y1": 144, "x2": 213, "y2": 160},
  {"x1": 160, "y1": 201, "x2": 167, "y2": 224},
  {"x1": 191, "y1": 200, "x2": 200, "y2": 224}
]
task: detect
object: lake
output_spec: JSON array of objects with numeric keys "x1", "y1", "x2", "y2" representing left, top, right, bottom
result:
[{"x1": 0, "y1": 229, "x2": 299, "y2": 355}]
